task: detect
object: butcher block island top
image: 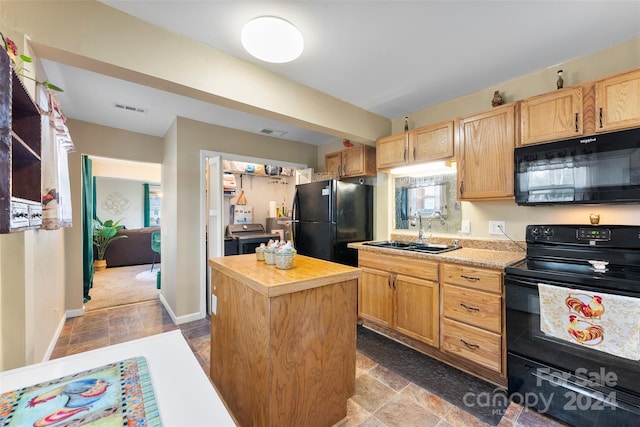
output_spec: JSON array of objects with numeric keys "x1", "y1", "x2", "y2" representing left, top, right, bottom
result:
[
  {"x1": 209, "y1": 253, "x2": 361, "y2": 297},
  {"x1": 208, "y1": 254, "x2": 361, "y2": 427}
]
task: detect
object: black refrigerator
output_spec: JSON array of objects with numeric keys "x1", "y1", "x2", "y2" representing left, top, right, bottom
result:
[{"x1": 292, "y1": 179, "x2": 373, "y2": 266}]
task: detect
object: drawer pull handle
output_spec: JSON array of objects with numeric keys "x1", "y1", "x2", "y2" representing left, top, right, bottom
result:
[
  {"x1": 460, "y1": 303, "x2": 480, "y2": 312},
  {"x1": 460, "y1": 274, "x2": 480, "y2": 281},
  {"x1": 460, "y1": 339, "x2": 480, "y2": 350}
]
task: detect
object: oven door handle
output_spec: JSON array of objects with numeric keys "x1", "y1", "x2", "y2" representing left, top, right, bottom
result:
[{"x1": 528, "y1": 366, "x2": 640, "y2": 415}]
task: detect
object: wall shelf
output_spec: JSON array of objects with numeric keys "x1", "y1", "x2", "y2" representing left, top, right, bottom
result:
[{"x1": 0, "y1": 48, "x2": 42, "y2": 232}]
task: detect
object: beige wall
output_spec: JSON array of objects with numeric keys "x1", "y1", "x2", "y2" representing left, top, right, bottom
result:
[
  {"x1": 381, "y1": 37, "x2": 640, "y2": 241},
  {"x1": 169, "y1": 117, "x2": 317, "y2": 319}
]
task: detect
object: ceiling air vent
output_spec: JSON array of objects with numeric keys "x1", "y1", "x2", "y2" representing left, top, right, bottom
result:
[
  {"x1": 258, "y1": 128, "x2": 287, "y2": 137},
  {"x1": 114, "y1": 102, "x2": 148, "y2": 114}
]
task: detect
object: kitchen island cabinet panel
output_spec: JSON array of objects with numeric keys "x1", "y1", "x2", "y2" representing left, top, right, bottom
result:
[{"x1": 209, "y1": 254, "x2": 359, "y2": 427}]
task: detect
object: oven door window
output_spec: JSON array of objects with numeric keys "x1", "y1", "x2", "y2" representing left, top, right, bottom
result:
[{"x1": 505, "y1": 277, "x2": 640, "y2": 394}]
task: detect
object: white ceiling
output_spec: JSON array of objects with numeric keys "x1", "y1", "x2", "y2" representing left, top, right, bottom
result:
[{"x1": 41, "y1": 1, "x2": 640, "y2": 146}]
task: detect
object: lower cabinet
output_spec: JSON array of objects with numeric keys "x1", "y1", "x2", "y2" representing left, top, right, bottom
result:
[
  {"x1": 358, "y1": 252, "x2": 439, "y2": 347},
  {"x1": 441, "y1": 263, "x2": 504, "y2": 376},
  {"x1": 358, "y1": 251, "x2": 507, "y2": 384}
]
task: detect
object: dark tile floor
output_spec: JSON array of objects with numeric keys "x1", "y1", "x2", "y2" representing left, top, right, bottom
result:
[{"x1": 51, "y1": 300, "x2": 565, "y2": 427}]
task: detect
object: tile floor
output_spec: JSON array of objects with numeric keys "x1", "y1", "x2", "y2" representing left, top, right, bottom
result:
[{"x1": 51, "y1": 300, "x2": 565, "y2": 427}]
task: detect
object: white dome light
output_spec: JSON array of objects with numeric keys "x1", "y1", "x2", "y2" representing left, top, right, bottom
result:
[{"x1": 241, "y1": 16, "x2": 304, "y2": 63}]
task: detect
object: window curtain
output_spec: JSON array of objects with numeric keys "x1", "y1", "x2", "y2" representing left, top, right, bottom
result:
[
  {"x1": 82, "y1": 155, "x2": 94, "y2": 303},
  {"x1": 39, "y1": 88, "x2": 75, "y2": 229},
  {"x1": 143, "y1": 183, "x2": 150, "y2": 227}
]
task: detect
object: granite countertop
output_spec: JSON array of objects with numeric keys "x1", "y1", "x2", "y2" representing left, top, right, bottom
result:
[
  {"x1": 348, "y1": 241, "x2": 525, "y2": 269},
  {"x1": 209, "y1": 254, "x2": 361, "y2": 297}
]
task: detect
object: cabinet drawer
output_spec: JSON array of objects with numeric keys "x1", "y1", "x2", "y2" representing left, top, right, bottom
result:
[
  {"x1": 443, "y1": 285, "x2": 501, "y2": 333},
  {"x1": 441, "y1": 264, "x2": 501, "y2": 293},
  {"x1": 441, "y1": 318, "x2": 502, "y2": 373},
  {"x1": 359, "y1": 251, "x2": 438, "y2": 282}
]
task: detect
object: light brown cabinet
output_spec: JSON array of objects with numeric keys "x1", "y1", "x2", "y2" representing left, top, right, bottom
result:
[
  {"x1": 595, "y1": 68, "x2": 640, "y2": 133},
  {"x1": 325, "y1": 144, "x2": 376, "y2": 178},
  {"x1": 520, "y1": 87, "x2": 584, "y2": 145},
  {"x1": 358, "y1": 251, "x2": 439, "y2": 347},
  {"x1": 410, "y1": 121, "x2": 455, "y2": 163},
  {"x1": 376, "y1": 120, "x2": 454, "y2": 171},
  {"x1": 376, "y1": 132, "x2": 408, "y2": 170},
  {"x1": 456, "y1": 103, "x2": 516, "y2": 200},
  {"x1": 0, "y1": 48, "x2": 42, "y2": 233},
  {"x1": 441, "y1": 263, "x2": 504, "y2": 375}
]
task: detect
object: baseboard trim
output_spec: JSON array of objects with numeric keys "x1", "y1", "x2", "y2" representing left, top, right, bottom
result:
[
  {"x1": 66, "y1": 308, "x2": 85, "y2": 318},
  {"x1": 159, "y1": 294, "x2": 203, "y2": 325},
  {"x1": 42, "y1": 314, "x2": 68, "y2": 362}
]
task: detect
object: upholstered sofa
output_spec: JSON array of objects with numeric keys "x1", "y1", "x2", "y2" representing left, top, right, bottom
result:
[{"x1": 103, "y1": 227, "x2": 161, "y2": 268}]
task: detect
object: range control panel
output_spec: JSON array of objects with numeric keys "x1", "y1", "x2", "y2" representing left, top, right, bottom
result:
[{"x1": 577, "y1": 227, "x2": 611, "y2": 241}]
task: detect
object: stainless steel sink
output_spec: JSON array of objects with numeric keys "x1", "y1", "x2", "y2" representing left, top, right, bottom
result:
[{"x1": 363, "y1": 241, "x2": 460, "y2": 254}]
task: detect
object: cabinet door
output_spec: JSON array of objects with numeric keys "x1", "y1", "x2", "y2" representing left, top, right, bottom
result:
[
  {"x1": 376, "y1": 133, "x2": 408, "y2": 170},
  {"x1": 595, "y1": 69, "x2": 640, "y2": 132},
  {"x1": 341, "y1": 145, "x2": 376, "y2": 177},
  {"x1": 324, "y1": 151, "x2": 342, "y2": 177},
  {"x1": 358, "y1": 267, "x2": 393, "y2": 327},
  {"x1": 410, "y1": 121, "x2": 454, "y2": 162},
  {"x1": 457, "y1": 103, "x2": 516, "y2": 200},
  {"x1": 394, "y1": 274, "x2": 439, "y2": 347},
  {"x1": 520, "y1": 87, "x2": 583, "y2": 145}
]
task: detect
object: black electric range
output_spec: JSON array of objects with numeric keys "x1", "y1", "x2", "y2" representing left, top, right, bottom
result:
[{"x1": 225, "y1": 223, "x2": 280, "y2": 255}]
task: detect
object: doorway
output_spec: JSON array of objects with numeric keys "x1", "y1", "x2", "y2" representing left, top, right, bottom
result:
[
  {"x1": 200, "y1": 151, "x2": 307, "y2": 314},
  {"x1": 83, "y1": 156, "x2": 162, "y2": 311}
]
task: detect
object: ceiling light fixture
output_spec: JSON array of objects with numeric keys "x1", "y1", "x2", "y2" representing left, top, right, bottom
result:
[{"x1": 241, "y1": 16, "x2": 304, "y2": 63}]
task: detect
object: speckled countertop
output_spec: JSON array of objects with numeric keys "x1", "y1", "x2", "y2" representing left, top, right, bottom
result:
[{"x1": 348, "y1": 238, "x2": 525, "y2": 269}]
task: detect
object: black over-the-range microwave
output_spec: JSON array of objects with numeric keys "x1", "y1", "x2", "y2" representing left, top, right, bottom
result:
[{"x1": 514, "y1": 127, "x2": 640, "y2": 205}]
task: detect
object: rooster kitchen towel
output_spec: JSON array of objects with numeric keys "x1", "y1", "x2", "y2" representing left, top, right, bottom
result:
[{"x1": 538, "y1": 283, "x2": 640, "y2": 360}]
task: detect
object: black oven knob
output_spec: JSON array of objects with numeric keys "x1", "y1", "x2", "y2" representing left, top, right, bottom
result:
[
  {"x1": 543, "y1": 228, "x2": 554, "y2": 237},
  {"x1": 531, "y1": 227, "x2": 541, "y2": 238}
]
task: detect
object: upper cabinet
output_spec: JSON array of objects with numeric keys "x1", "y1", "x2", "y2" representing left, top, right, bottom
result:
[
  {"x1": 0, "y1": 48, "x2": 42, "y2": 233},
  {"x1": 410, "y1": 121, "x2": 455, "y2": 163},
  {"x1": 456, "y1": 103, "x2": 516, "y2": 200},
  {"x1": 324, "y1": 144, "x2": 376, "y2": 178},
  {"x1": 595, "y1": 69, "x2": 640, "y2": 133},
  {"x1": 376, "y1": 132, "x2": 408, "y2": 170},
  {"x1": 376, "y1": 120, "x2": 454, "y2": 171},
  {"x1": 520, "y1": 68, "x2": 640, "y2": 145},
  {"x1": 520, "y1": 87, "x2": 583, "y2": 145}
]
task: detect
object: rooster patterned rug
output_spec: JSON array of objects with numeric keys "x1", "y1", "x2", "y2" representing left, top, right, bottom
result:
[{"x1": 0, "y1": 357, "x2": 161, "y2": 426}]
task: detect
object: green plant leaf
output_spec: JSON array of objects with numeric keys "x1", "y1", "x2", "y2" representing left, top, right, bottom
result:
[
  {"x1": 19, "y1": 54, "x2": 32, "y2": 63},
  {"x1": 45, "y1": 82, "x2": 64, "y2": 92}
]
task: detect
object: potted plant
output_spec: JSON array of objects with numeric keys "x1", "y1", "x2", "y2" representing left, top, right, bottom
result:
[{"x1": 93, "y1": 218, "x2": 127, "y2": 271}]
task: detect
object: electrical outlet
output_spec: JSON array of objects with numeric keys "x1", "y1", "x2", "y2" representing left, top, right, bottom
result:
[
  {"x1": 461, "y1": 220, "x2": 471, "y2": 234},
  {"x1": 489, "y1": 220, "x2": 505, "y2": 235}
]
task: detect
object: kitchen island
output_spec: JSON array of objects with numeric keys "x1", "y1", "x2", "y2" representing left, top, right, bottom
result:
[{"x1": 208, "y1": 254, "x2": 361, "y2": 427}]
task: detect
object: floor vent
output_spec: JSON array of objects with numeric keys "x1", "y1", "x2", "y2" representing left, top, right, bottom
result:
[{"x1": 114, "y1": 103, "x2": 148, "y2": 114}]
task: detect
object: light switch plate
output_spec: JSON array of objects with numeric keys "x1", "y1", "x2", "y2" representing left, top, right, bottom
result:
[{"x1": 461, "y1": 220, "x2": 471, "y2": 234}]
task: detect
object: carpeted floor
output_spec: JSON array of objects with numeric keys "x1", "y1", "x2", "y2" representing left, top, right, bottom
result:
[
  {"x1": 85, "y1": 264, "x2": 161, "y2": 311},
  {"x1": 356, "y1": 325, "x2": 509, "y2": 426}
]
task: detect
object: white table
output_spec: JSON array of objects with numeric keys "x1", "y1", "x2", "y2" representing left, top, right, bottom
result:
[{"x1": 0, "y1": 330, "x2": 235, "y2": 426}]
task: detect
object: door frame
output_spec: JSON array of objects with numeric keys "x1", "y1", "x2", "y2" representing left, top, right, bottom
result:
[{"x1": 199, "y1": 150, "x2": 307, "y2": 315}]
